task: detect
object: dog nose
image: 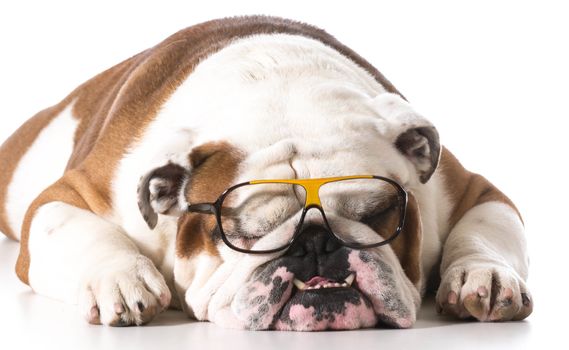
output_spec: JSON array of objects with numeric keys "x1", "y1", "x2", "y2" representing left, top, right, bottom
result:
[{"x1": 286, "y1": 224, "x2": 342, "y2": 257}]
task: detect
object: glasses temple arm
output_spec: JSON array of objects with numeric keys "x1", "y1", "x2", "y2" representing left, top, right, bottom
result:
[{"x1": 187, "y1": 203, "x2": 216, "y2": 214}]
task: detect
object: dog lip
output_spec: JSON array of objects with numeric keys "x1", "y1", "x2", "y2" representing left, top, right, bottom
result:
[
  {"x1": 274, "y1": 280, "x2": 377, "y2": 331},
  {"x1": 292, "y1": 273, "x2": 355, "y2": 291}
]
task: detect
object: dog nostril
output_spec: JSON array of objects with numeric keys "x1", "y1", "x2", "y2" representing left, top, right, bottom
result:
[
  {"x1": 289, "y1": 245, "x2": 306, "y2": 257},
  {"x1": 286, "y1": 224, "x2": 341, "y2": 257},
  {"x1": 325, "y1": 238, "x2": 340, "y2": 253}
]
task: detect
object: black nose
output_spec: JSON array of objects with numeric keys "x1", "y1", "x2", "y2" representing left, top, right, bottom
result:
[{"x1": 286, "y1": 224, "x2": 342, "y2": 257}]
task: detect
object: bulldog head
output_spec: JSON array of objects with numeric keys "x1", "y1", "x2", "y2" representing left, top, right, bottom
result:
[{"x1": 138, "y1": 92, "x2": 440, "y2": 331}]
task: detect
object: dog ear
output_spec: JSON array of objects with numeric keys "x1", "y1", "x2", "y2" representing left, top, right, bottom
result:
[
  {"x1": 395, "y1": 126, "x2": 441, "y2": 183},
  {"x1": 372, "y1": 93, "x2": 441, "y2": 184},
  {"x1": 137, "y1": 163, "x2": 189, "y2": 229}
]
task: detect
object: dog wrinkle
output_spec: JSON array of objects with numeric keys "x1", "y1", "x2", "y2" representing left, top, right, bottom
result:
[
  {"x1": 361, "y1": 251, "x2": 410, "y2": 315},
  {"x1": 242, "y1": 294, "x2": 269, "y2": 327},
  {"x1": 351, "y1": 250, "x2": 415, "y2": 327},
  {"x1": 231, "y1": 263, "x2": 295, "y2": 330}
]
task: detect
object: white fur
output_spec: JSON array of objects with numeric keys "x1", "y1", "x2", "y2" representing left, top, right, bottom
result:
[
  {"x1": 155, "y1": 34, "x2": 388, "y2": 151},
  {"x1": 28, "y1": 201, "x2": 138, "y2": 301},
  {"x1": 27, "y1": 201, "x2": 171, "y2": 325},
  {"x1": 440, "y1": 201, "x2": 528, "y2": 279},
  {"x1": 176, "y1": 176, "x2": 190, "y2": 211},
  {"x1": 371, "y1": 93, "x2": 437, "y2": 144},
  {"x1": 413, "y1": 170, "x2": 453, "y2": 293},
  {"x1": 174, "y1": 253, "x2": 222, "y2": 316},
  {"x1": 110, "y1": 127, "x2": 195, "y2": 285},
  {"x1": 5, "y1": 103, "x2": 78, "y2": 239}
]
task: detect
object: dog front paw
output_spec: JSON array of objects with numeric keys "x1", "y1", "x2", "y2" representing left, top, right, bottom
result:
[
  {"x1": 436, "y1": 264, "x2": 533, "y2": 322},
  {"x1": 79, "y1": 255, "x2": 171, "y2": 326}
]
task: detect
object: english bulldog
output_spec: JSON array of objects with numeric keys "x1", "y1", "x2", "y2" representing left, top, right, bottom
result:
[{"x1": 0, "y1": 16, "x2": 532, "y2": 330}]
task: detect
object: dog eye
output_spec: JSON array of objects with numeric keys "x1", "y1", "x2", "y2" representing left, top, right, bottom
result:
[
  {"x1": 361, "y1": 201, "x2": 398, "y2": 228},
  {"x1": 223, "y1": 199, "x2": 301, "y2": 239}
]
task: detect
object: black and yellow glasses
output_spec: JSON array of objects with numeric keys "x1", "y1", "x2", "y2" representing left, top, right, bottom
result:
[{"x1": 187, "y1": 175, "x2": 408, "y2": 254}]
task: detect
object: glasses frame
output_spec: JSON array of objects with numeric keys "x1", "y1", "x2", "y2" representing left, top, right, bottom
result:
[{"x1": 186, "y1": 175, "x2": 408, "y2": 254}]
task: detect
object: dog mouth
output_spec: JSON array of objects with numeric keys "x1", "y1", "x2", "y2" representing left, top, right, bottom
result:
[
  {"x1": 273, "y1": 272, "x2": 377, "y2": 331},
  {"x1": 228, "y1": 250, "x2": 417, "y2": 331},
  {"x1": 292, "y1": 273, "x2": 355, "y2": 291}
]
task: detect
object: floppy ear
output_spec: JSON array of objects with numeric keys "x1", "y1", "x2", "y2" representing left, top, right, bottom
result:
[
  {"x1": 395, "y1": 126, "x2": 440, "y2": 183},
  {"x1": 137, "y1": 163, "x2": 189, "y2": 229},
  {"x1": 372, "y1": 93, "x2": 441, "y2": 184}
]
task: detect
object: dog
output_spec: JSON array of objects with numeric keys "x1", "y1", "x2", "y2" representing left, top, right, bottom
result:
[{"x1": 0, "y1": 16, "x2": 532, "y2": 330}]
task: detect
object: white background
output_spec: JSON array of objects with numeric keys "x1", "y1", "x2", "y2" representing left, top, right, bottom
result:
[{"x1": 0, "y1": 1, "x2": 567, "y2": 349}]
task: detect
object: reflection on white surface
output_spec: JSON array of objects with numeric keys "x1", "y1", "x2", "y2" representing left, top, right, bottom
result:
[{"x1": 0, "y1": 237, "x2": 557, "y2": 350}]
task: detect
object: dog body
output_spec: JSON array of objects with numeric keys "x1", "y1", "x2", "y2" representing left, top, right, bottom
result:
[{"x1": 0, "y1": 17, "x2": 531, "y2": 330}]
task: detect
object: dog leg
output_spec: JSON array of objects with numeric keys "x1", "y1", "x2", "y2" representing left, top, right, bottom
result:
[
  {"x1": 436, "y1": 201, "x2": 533, "y2": 321},
  {"x1": 25, "y1": 201, "x2": 171, "y2": 326}
]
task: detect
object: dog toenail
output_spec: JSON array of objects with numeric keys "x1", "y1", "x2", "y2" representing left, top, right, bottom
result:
[
  {"x1": 159, "y1": 293, "x2": 170, "y2": 307},
  {"x1": 87, "y1": 305, "x2": 100, "y2": 324},
  {"x1": 448, "y1": 291, "x2": 458, "y2": 305},
  {"x1": 137, "y1": 301, "x2": 145, "y2": 312},
  {"x1": 521, "y1": 293, "x2": 531, "y2": 307},
  {"x1": 114, "y1": 303, "x2": 125, "y2": 314},
  {"x1": 477, "y1": 286, "x2": 488, "y2": 298}
]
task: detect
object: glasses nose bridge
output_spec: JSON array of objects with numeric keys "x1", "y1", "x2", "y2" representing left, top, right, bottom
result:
[
  {"x1": 300, "y1": 180, "x2": 323, "y2": 207},
  {"x1": 298, "y1": 205, "x2": 331, "y2": 234},
  {"x1": 291, "y1": 204, "x2": 341, "y2": 254}
]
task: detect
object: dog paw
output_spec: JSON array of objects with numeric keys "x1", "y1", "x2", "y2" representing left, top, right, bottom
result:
[
  {"x1": 79, "y1": 255, "x2": 171, "y2": 326},
  {"x1": 435, "y1": 264, "x2": 533, "y2": 322}
]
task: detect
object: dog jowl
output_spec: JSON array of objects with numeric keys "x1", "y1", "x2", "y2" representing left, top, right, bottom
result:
[{"x1": 231, "y1": 240, "x2": 420, "y2": 331}]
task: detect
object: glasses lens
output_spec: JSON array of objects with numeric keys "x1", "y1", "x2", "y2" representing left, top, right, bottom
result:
[
  {"x1": 320, "y1": 178, "x2": 403, "y2": 246},
  {"x1": 219, "y1": 182, "x2": 305, "y2": 252}
]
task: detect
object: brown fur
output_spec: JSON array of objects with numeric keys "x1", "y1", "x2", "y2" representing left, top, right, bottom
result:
[
  {"x1": 176, "y1": 142, "x2": 244, "y2": 258},
  {"x1": 17, "y1": 169, "x2": 113, "y2": 283},
  {"x1": 0, "y1": 101, "x2": 71, "y2": 239},
  {"x1": 439, "y1": 147, "x2": 522, "y2": 229},
  {"x1": 0, "y1": 51, "x2": 144, "y2": 243},
  {"x1": 389, "y1": 193, "x2": 423, "y2": 286},
  {"x1": 3, "y1": 16, "x2": 405, "y2": 284}
]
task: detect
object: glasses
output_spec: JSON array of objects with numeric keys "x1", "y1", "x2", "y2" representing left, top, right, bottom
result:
[{"x1": 186, "y1": 175, "x2": 408, "y2": 254}]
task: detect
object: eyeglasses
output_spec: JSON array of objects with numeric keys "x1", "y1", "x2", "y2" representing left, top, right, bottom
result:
[{"x1": 186, "y1": 175, "x2": 408, "y2": 254}]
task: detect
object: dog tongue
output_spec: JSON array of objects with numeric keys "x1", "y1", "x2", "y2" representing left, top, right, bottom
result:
[{"x1": 304, "y1": 276, "x2": 335, "y2": 287}]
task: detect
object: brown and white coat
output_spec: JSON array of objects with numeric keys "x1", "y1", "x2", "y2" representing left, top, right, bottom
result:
[{"x1": 0, "y1": 16, "x2": 532, "y2": 330}]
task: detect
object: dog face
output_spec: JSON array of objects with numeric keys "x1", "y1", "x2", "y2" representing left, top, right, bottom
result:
[{"x1": 138, "y1": 93, "x2": 440, "y2": 330}]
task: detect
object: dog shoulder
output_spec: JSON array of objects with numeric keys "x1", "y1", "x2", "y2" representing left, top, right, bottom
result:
[{"x1": 438, "y1": 147, "x2": 522, "y2": 231}]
